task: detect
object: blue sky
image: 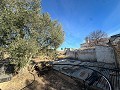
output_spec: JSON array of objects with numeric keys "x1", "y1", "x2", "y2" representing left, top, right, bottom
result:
[{"x1": 41, "y1": 0, "x2": 120, "y2": 49}]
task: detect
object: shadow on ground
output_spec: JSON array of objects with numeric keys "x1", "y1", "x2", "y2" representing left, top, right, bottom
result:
[
  {"x1": 24, "y1": 71, "x2": 81, "y2": 90},
  {"x1": 24, "y1": 80, "x2": 44, "y2": 90}
]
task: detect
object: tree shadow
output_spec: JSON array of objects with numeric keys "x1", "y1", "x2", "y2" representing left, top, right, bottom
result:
[
  {"x1": 24, "y1": 70, "x2": 81, "y2": 90},
  {"x1": 24, "y1": 79, "x2": 44, "y2": 90},
  {"x1": 39, "y1": 70, "x2": 81, "y2": 90}
]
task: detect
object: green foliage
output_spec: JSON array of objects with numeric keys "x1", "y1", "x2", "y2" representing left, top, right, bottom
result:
[
  {"x1": 9, "y1": 39, "x2": 39, "y2": 69},
  {"x1": 0, "y1": 0, "x2": 64, "y2": 70}
]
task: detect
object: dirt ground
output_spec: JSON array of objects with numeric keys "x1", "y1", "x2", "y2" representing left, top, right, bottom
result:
[{"x1": 0, "y1": 67, "x2": 81, "y2": 90}]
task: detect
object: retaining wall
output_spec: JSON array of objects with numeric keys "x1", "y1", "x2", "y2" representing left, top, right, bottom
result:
[{"x1": 66, "y1": 46, "x2": 115, "y2": 63}]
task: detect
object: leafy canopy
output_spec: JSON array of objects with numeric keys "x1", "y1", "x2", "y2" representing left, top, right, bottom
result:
[{"x1": 0, "y1": 0, "x2": 64, "y2": 69}]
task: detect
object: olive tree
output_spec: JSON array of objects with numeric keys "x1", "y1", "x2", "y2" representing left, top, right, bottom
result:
[{"x1": 0, "y1": 0, "x2": 64, "y2": 70}]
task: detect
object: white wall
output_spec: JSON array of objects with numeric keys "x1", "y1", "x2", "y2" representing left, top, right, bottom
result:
[
  {"x1": 66, "y1": 46, "x2": 115, "y2": 64},
  {"x1": 76, "y1": 49, "x2": 96, "y2": 61},
  {"x1": 95, "y1": 46, "x2": 115, "y2": 63},
  {"x1": 66, "y1": 48, "x2": 96, "y2": 61},
  {"x1": 66, "y1": 51, "x2": 76, "y2": 58}
]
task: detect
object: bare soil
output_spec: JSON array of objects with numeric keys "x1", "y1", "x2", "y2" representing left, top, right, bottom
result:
[{"x1": 0, "y1": 67, "x2": 81, "y2": 90}]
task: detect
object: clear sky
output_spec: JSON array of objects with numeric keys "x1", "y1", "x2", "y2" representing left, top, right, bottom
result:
[{"x1": 41, "y1": 0, "x2": 120, "y2": 49}]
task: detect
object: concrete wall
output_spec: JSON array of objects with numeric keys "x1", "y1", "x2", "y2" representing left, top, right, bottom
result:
[
  {"x1": 117, "y1": 53, "x2": 120, "y2": 68},
  {"x1": 76, "y1": 49, "x2": 96, "y2": 61},
  {"x1": 66, "y1": 51, "x2": 76, "y2": 59},
  {"x1": 66, "y1": 46, "x2": 115, "y2": 63},
  {"x1": 116, "y1": 41, "x2": 120, "y2": 67},
  {"x1": 95, "y1": 46, "x2": 115, "y2": 63},
  {"x1": 66, "y1": 48, "x2": 96, "y2": 61}
]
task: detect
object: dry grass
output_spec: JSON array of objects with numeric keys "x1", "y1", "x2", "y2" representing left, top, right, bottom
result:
[
  {"x1": 32, "y1": 56, "x2": 54, "y2": 63},
  {"x1": 57, "y1": 55, "x2": 67, "y2": 59}
]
